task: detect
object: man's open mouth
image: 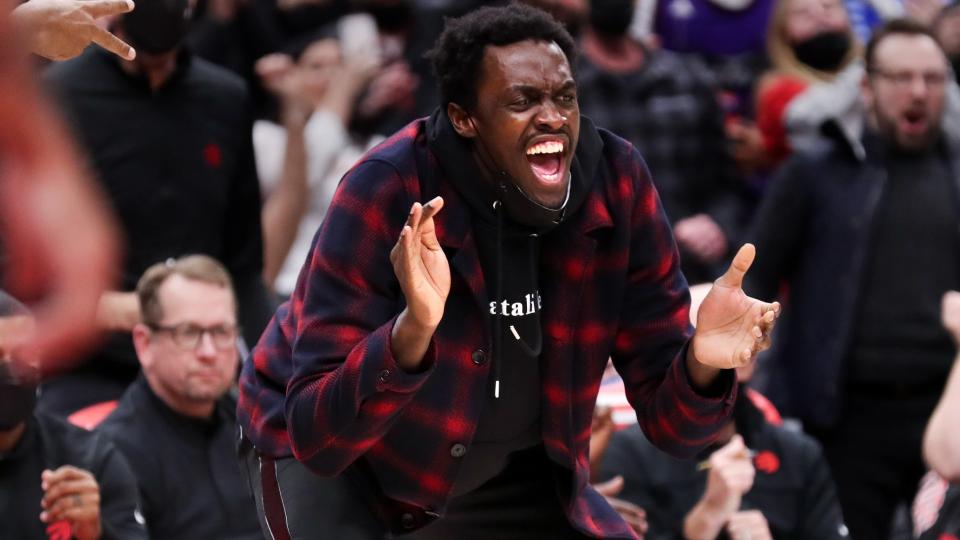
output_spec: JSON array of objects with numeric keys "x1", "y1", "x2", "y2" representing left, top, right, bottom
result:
[
  {"x1": 902, "y1": 109, "x2": 928, "y2": 133},
  {"x1": 525, "y1": 139, "x2": 566, "y2": 185}
]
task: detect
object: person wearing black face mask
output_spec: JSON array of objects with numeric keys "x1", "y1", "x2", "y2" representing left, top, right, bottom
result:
[
  {"x1": 577, "y1": 0, "x2": 745, "y2": 284},
  {"x1": 121, "y1": 0, "x2": 192, "y2": 55},
  {"x1": 752, "y1": 0, "x2": 859, "y2": 167},
  {"x1": 237, "y1": 5, "x2": 782, "y2": 540},
  {"x1": 790, "y1": 29, "x2": 852, "y2": 72},
  {"x1": 0, "y1": 292, "x2": 147, "y2": 540},
  {"x1": 40, "y1": 0, "x2": 273, "y2": 416}
]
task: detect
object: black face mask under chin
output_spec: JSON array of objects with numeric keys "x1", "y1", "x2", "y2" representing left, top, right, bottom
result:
[
  {"x1": 791, "y1": 30, "x2": 851, "y2": 73},
  {"x1": 122, "y1": 0, "x2": 192, "y2": 55},
  {"x1": 0, "y1": 363, "x2": 37, "y2": 431},
  {"x1": 472, "y1": 127, "x2": 571, "y2": 231},
  {"x1": 495, "y1": 176, "x2": 571, "y2": 231}
]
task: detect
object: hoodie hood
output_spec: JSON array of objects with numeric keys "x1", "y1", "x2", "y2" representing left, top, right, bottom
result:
[{"x1": 426, "y1": 107, "x2": 603, "y2": 234}]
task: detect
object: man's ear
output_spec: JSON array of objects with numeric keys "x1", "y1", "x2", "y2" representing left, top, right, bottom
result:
[
  {"x1": 447, "y1": 102, "x2": 477, "y2": 139},
  {"x1": 132, "y1": 323, "x2": 153, "y2": 370}
]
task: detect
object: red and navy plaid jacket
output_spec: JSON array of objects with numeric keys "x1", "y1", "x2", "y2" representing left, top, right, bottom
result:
[{"x1": 237, "y1": 118, "x2": 737, "y2": 538}]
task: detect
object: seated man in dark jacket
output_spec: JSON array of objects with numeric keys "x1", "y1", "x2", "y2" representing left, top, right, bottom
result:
[
  {"x1": 0, "y1": 292, "x2": 146, "y2": 540},
  {"x1": 97, "y1": 255, "x2": 262, "y2": 540}
]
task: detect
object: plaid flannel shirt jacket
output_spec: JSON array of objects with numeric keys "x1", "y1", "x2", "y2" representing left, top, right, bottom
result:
[{"x1": 237, "y1": 117, "x2": 737, "y2": 538}]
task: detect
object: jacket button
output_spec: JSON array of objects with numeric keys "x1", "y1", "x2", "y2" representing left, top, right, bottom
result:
[
  {"x1": 471, "y1": 349, "x2": 486, "y2": 365},
  {"x1": 450, "y1": 443, "x2": 467, "y2": 458},
  {"x1": 378, "y1": 369, "x2": 392, "y2": 383},
  {"x1": 400, "y1": 512, "x2": 415, "y2": 529}
]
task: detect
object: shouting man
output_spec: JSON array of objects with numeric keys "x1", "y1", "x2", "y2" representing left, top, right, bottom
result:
[{"x1": 238, "y1": 5, "x2": 779, "y2": 539}]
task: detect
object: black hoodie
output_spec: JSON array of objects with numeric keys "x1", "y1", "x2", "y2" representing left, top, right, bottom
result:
[{"x1": 426, "y1": 109, "x2": 603, "y2": 496}]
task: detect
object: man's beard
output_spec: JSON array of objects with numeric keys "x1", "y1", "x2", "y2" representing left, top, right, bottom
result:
[{"x1": 874, "y1": 107, "x2": 942, "y2": 152}]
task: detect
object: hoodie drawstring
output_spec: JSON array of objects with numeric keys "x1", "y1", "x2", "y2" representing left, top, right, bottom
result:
[
  {"x1": 491, "y1": 197, "x2": 543, "y2": 399},
  {"x1": 493, "y1": 200, "x2": 503, "y2": 399}
]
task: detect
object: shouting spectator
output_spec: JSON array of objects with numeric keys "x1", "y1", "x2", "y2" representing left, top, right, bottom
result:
[{"x1": 746, "y1": 19, "x2": 959, "y2": 539}]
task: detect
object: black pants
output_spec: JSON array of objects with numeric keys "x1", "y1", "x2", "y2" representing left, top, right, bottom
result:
[
  {"x1": 238, "y1": 435, "x2": 385, "y2": 540},
  {"x1": 810, "y1": 389, "x2": 939, "y2": 540},
  {"x1": 405, "y1": 446, "x2": 592, "y2": 540},
  {"x1": 238, "y1": 438, "x2": 592, "y2": 539}
]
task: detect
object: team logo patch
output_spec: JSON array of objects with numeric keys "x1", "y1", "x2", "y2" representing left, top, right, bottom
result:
[
  {"x1": 204, "y1": 143, "x2": 222, "y2": 168},
  {"x1": 754, "y1": 450, "x2": 780, "y2": 474}
]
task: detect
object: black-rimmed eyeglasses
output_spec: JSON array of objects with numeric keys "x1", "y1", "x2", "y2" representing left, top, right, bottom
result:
[{"x1": 149, "y1": 323, "x2": 239, "y2": 350}]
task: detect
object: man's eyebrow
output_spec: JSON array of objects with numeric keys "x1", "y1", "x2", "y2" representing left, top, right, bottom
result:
[
  {"x1": 507, "y1": 80, "x2": 577, "y2": 94},
  {"x1": 507, "y1": 84, "x2": 544, "y2": 94}
]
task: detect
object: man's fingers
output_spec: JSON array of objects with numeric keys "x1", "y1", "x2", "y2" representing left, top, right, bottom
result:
[
  {"x1": 419, "y1": 196, "x2": 444, "y2": 226},
  {"x1": 593, "y1": 475, "x2": 624, "y2": 496},
  {"x1": 942, "y1": 291, "x2": 960, "y2": 326},
  {"x1": 399, "y1": 226, "x2": 417, "y2": 266},
  {"x1": 82, "y1": 0, "x2": 135, "y2": 17},
  {"x1": 405, "y1": 202, "x2": 423, "y2": 230},
  {"x1": 716, "y1": 243, "x2": 756, "y2": 288},
  {"x1": 717, "y1": 434, "x2": 746, "y2": 458},
  {"x1": 43, "y1": 466, "x2": 87, "y2": 486},
  {"x1": 42, "y1": 478, "x2": 96, "y2": 506},
  {"x1": 90, "y1": 26, "x2": 136, "y2": 61},
  {"x1": 41, "y1": 489, "x2": 98, "y2": 522}
]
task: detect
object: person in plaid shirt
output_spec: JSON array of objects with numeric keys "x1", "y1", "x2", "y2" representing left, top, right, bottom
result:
[{"x1": 237, "y1": 5, "x2": 780, "y2": 539}]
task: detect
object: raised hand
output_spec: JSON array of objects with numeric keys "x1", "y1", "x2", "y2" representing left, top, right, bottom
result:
[
  {"x1": 683, "y1": 435, "x2": 756, "y2": 540},
  {"x1": 674, "y1": 214, "x2": 728, "y2": 264},
  {"x1": 702, "y1": 435, "x2": 755, "y2": 517},
  {"x1": 12, "y1": 0, "x2": 136, "y2": 61},
  {"x1": 389, "y1": 197, "x2": 450, "y2": 371},
  {"x1": 692, "y1": 244, "x2": 780, "y2": 370}
]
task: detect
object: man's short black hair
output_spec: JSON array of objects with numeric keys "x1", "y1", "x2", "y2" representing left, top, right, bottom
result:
[
  {"x1": 865, "y1": 18, "x2": 942, "y2": 72},
  {"x1": 427, "y1": 3, "x2": 577, "y2": 110}
]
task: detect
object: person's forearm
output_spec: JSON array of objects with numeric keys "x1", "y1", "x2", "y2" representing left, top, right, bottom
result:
[
  {"x1": 683, "y1": 501, "x2": 728, "y2": 540},
  {"x1": 96, "y1": 291, "x2": 139, "y2": 331},
  {"x1": 319, "y1": 69, "x2": 368, "y2": 125},
  {"x1": 686, "y1": 345, "x2": 723, "y2": 392},
  {"x1": 261, "y1": 123, "x2": 308, "y2": 288},
  {"x1": 924, "y1": 352, "x2": 960, "y2": 480},
  {"x1": 390, "y1": 308, "x2": 436, "y2": 372}
]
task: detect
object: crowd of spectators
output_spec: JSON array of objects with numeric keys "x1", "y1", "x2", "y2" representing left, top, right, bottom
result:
[{"x1": 5, "y1": 0, "x2": 960, "y2": 537}]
